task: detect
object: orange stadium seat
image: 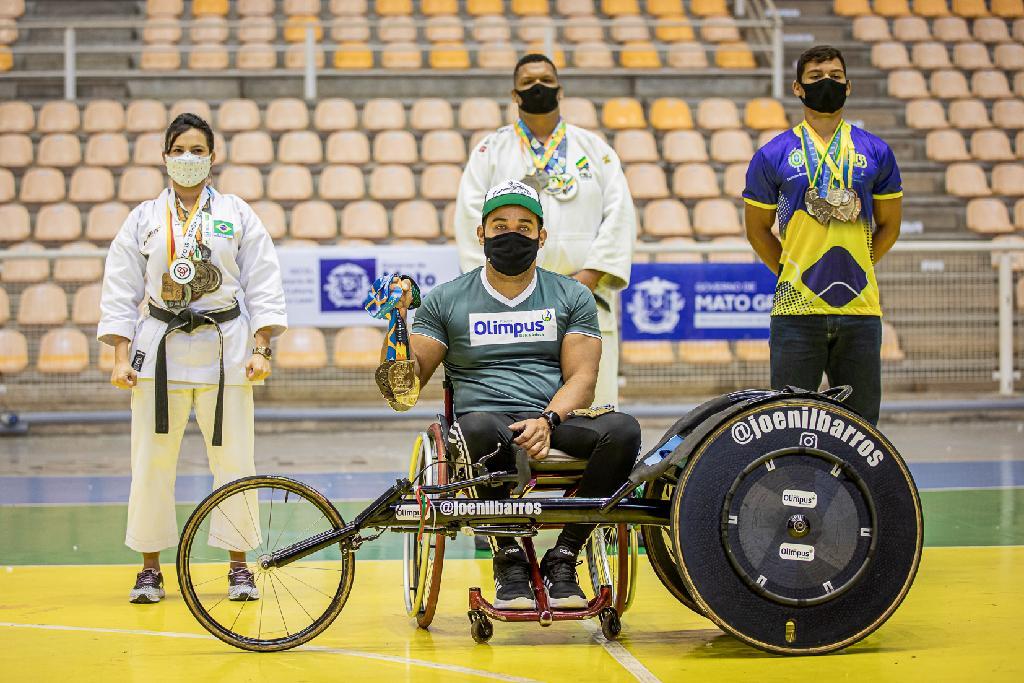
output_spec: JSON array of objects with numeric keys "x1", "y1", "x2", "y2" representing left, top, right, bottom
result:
[
  {"x1": 624, "y1": 164, "x2": 669, "y2": 199},
  {"x1": 0, "y1": 330, "x2": 28, "y2": 374},
  {"x1": 341, "y1": 200, "x2": 389, "y2": 240},
  {"x1": 953, "y1": 42, "x2": 993, "y2": 70},
  {"x1": 194, "y1": 0, "x2": 229, "y2": 15},
  {"x1": 326, "y1": 130, "x2": 371, "y2": 164},
  {"x1": 602, "y1": 0, "x2": 640, "y2": 15},
  {"x1": 722, "y1": 163, "x2": 747, "y2": 198},
  {"x1": 650, "y1": 98, "x2": 692, "y2": 130},
  {"x1": 993, "y1": 100, "x2": 1024, "y2": 129},
  {"x1": 54, "y1": 242, "x2": 103, "y2": 283},
  {"x1": 333, "y1": 327, "x2": 385, "y2": 369},
  {"x1": 217, "y1": 165, "x2": 264, "y2": 200},
  {"x1": 933, "y1": 16, "x2": 971, "y2": 41},
  {"x1": 20, "y1": 167, "x2": 65, "y2": 203},
  {"x1": 620, "y1": 42, "x2": 662, "y2": 69},
  {"x1": 34, "y1": 202, "x2": 82, "y2": 242},
  {"x1": 912, "y1": 42, "x2": 951, "y2": 69},
  {"x1": 889, "y1": 70, "x2": 930, "y2": 98},
  {"x1": 426, "y1": 15, "x2": 464, "y2": 42},
  {"x1": 906, "y1": 99, "x2": 949, "y2": 128},
  {"x1": 929, "y1": 69, "x2": 970, "y2": 98},
  {"x1": 673, "y1": 163, "x2": 720, "y2": 199},
  {"x1": 319, "y1": 164, "x2": 366, "y2": 200},
  {"x1": 278, "y1": 131, "x2": 323, "y2": 164},
  {"x1": 0, "y1": 101, "x2": 33, "y2": 133},
  {"x1": 745, "y1": 98, "x2": 788, "y2": 130},
  {"x1": 853, "y1": 16, "x2": 892, "y2": 42},
  {"x1": 1, "y1": 242, "x2": 48, "y2": 283},
  {"x1": 690, "y1": 0, "x2": 727, "y2": 15},
  {"x1": 125, "y1": 100, "x2": 167, "y2": 133},
  {"x1": 422, "y1": 130, "x2": 467, "y2": 164},
  {"x1": 663, "y1": 130, "x2": 709, "y2": 162},
  {"x1": 381, "y1": 42, "x2": 422, "y2": 69},
  {"x1": 715, "y1": 42, "x2": 757, "y2": 69},
  {"x1": 423, "y1": 0, "x2": 458, "y2": 14},
  {"x1": 559, "y1": 98, "x2": 599, "y2": 128},
  {"x1": 38, "y1": 102, "x2": 79, "y2": 133},
  {"x1": 362, "y1": 99, "x2": 406, "y2": 131},
  {"x1": 217, "y1": 99, "x2": 261, "y2": 132},
  {"x1": 373, "y1": 130, "x2": 418, "y2": 163},
  {"x1": 85, "y1": 133, "x2": 130, "y2": 167},
  {"x1": 459, "y1": 98, "x2": 502, "y2": 130},
  {"x1": 289, "y1": 201, "x2": 339, "y2": 241},
  {"x1": 314, "y1": 99, "x2": 358, "y2": 131},
  {"x1": 86, "y1": 202, "x2": 130, "y2": 241},
  {"x1": 392, "y1": 200, "x2": 442, "y2": 239},
  {"x1": 874, "y1": 0, "x2": 912, "y2": 16},
  {"x1": 647, "y1": 0, "x2": 683, "y2": 15},
  {"x1": 602, "y1": 98, "x2": 646, "y2": 129},
  {"x1": 238, "y1": 16, "x2": 276, "y2": 42},
  {"x1": 411, "y1": 98, "x2": 454, "y2": 131},
  {"x1": 563, "y1": 15, "x2": 603, "y2": 43},
  {"x1": 228, "y1": 131, "x2": 273, "y2": 165},
  {"x1": 467, "y1": 0, "x2": 503, "y2": 14},
  {"x1": 834, "y1": 0, "x2": 871, "y2": 15},
  {"x1": 250, "y1": 200, "x2": 287, "y2": 239},
  {"x1": 0, "y1": 133, "x2": 31, "y2": 167},
  {"x1": 926, "y1": 129, "x2": 970, "y2": 160},
  {"x1": 642, "y1": 199, "x2": 691, "y2": 237},
  {"x1": 735, "y1": 339, "x2": 770, "y2": 363},
  {"x1": 893, "y1": 16, "x2": 932, "y2": 41},
  {"x1": 945, "y1": 162, "x2": 991, "y2": 196},
  {"x1": 237, "y1": 44, "x2": 278, "y2": 69},
  {"x1": 283, "y1": 15, "x2": 323, "y2": 43},
  {"x1": 377, "y1": 0, "x2": 413, "y2": 15},
  {"x1": 37, "y1": 133, "x2": 81, "y2": 168},
  {"x1": 369, "y1": 165, "x2": 416, "y2": 200},
  {"x1": 421, "y1": 165, "x2": 462, "y2": 200},
  {"x1": 18, "y1": 283, "x2": 68, "y2": 325},
  {"x1": 266, "y1": 98, "x2": 309, "y2": 132},
  {"x1": 992, "y1": 164, "x2": 1024, "y2": 195},
  {"x1": 872, "y1": 42, "x2": 911, "y2": 69},
  {"x1": 994, "y1": 0, "x2": 1024, "y2": 16},
  {"x1": 511, "y1": 0, "x2": 550, "y2": 16},
  {"x1": 972, "y1": 70, "x2": 1012, "y2": 98},
  {"x1": 0, "y1": 203, "x2": 29, "y2": 241},
  {"x1": 613, "y1": 130, "x2": 659, "y2": 163},
  {"x1": 334, "y1": 43, "x2": 375, "y2": 69},
  {"x1": 994, "y1": 44, "x2": 1024, "y2": 70},
  {"x1": 472, "y1": 15, "x2": 512, "y2": 42},
  {"x1": 678, "y1": 340, "x2": 732, "y2": 364},
  {"x1": 914, "y1": 0, "x2": 950, "y2": 17},
  {"x1": 267, "y1": 165, "x2": 313, "y2": 201},
  {"x1": 118, "y1": 167, "x2": 164, "y2": 203},
  {"x1": 654, "y1": 15, "x2": 694, "y2": 42},
  {"x1": 952, "y1": 0, "x2": 989, "y2": 17},
  {"x1": 697, "y1": 98, "x2": 741, "y2": 130},
  {"x1": 693, "y1": 199, "x2": 742, "y2": 237},
  {"x1": 948, "y1": 99, "x2": 991, "y2": 129},
  {"x1": 966, "y1": 198, "x2": 1013, "y2": 233}
]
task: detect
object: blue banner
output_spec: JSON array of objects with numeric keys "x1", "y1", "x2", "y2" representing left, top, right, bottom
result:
[{"x1": 620, "y1": 263, "x2": 776, "y2": 341}]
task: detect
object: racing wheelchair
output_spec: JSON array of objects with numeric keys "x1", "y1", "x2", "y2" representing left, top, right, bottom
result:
[{"x1": 175, "y1": 384, "x2": 922, "y2": 655}]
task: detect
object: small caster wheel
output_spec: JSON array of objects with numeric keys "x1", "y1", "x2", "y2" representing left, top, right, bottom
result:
[
  {"x1": 599, "y1": 608, "x2": 621, "y2": 640},
  {"x1": 468, "y1": 611, "x2": 493, "y2": 644}
]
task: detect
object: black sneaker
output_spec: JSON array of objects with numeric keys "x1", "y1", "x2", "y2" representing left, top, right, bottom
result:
[
  {"x1": 492, "y1": 545, "x2": 536, "y2": 610},
  {"x1": 228, "y1": 566, "x2": 260, "y2": 601},
  {"x1": 541, "y1": 546, "x2": 588, "y2": 609},
  {"x1": 129, "y1": 568, "x2": 165, "y2": 604}
]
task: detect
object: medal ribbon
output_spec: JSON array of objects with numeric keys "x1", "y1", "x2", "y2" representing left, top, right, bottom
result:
[
  {"x1": 799, "y1": 120, "x2": 853, "y2": 195},
  {"x1": 363, "y1": 273, "x2": 408, "y2": 362},
  {"x1": 165, "y1": 188, "x2": 209, "y2": 269},
  {"x1": 515, "y1": 118, "x2": 568, "y2": 174}
]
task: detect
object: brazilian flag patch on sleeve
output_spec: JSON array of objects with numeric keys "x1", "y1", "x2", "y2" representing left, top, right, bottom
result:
[{"x1": 212, "y1": 219, "x2": 234, "y2": 238}]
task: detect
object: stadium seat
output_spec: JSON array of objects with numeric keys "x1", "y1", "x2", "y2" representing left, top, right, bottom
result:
[
  {"x1": 735, "y1": 339, "x2": 770, "y2": 363},
  {"x1": 662, "y1": 130, "x2": 709, "y2": 162},
  {"x1": 38, "y1": 102, "x2": 80, "y2": 133},
  {"x1": 238, "y1": 15, "x2": 276, "y2": 42},
  {"x1": 653, "y1": 14, "x2": 694, "y2": 42},
  {"x1": 423, "y1": 0, "x2": 458, "y2": 14},
  {"x1": 0, "y1": 287, "x2": 7, "y2": 324},
  {"x1": 563, "y1": 15, "x2": 603, "y2": 42},
  {"x1": 673, "y1": 163, "x2": 720, "y2": 199},
  {"x1": 190, "y1": 16, "x2": 229, "y2": 44},
  {"x1": 118, "y1": 167, "x2": 164, "y2": 202},
  {"x1": 624, "y1": 164, "x2": 669, "y2": 199},
  {"x1": 430, "y1": 42, "x2": 471, "y2": 69},
  {"x1": 621, "y1": 42, "x2": 662, "y2": 69},
  {"x1": 393, "y1": 200, "x2": 442, "y2": 239},
  {"x1": 34, "y1": 202, "x2": 82, "y2": 242},
  {"x1": 757, "y1": 129, "x2": 786, "y2": 148},
  {"x1": 622, "y1": 340, "x2": 675, "y2": 364},
  {"x1": 421, "y1": 165, "x2": 462, "y2": 200},
  {"x1": 612, "y1": 130, "x2": 658, "y2": 163},
  {"x1": 380, "y1": 42, "x2": 421, "y2": 69},
  {"x1": 227, "y1": 131, "x2": 273, "y2": 165},
  {"x1": 649, "y1": 236, "x2": 702, "y2": 263},
  {"x1": 952, "y1": 0, "x2": 989, "y2": 17},
  {"x1": 471, "y1": 14, "x2": 512, "y2": 42},
  {"x1": 143, "y1": 16, "x2": 182, "y2": 43},
  {"x1": 283, "y1": 15, "x2": 323, "y2": 43},
  {"x1": 697, "y1": 98, "x2": 741, "y2": 130},
  {"x1": 422, "y1": 130, "x2": 467, "y2": 164},
  {"x1": 966, "y1": 198, "x2": 1013, "y2": 233},
  {"x1": 237, "y1": 43, "x2": 278, "y2": 69},
  {"x1": 376, "y1": 0, "x2": 413, "y2": 15},
  {"x1": 1017, "y1": 130, "x2": 1024, "y2": 157},
  {"x1": 147, "y1": 0, "x2": 182, "y2": 15},
  {"x1": 86, "y1": 202, "x2": 130, "y2": 241},
  {"x1": 522, "y1": 43, "x2": 566, "y2": 69},
  {"x1": 170, "y1": 99, "x2": 212, "y2": 122},
  {"x1": 932, "y1": 16, "x2": 971, "y2": 41},
  {"x1": 319, "y1": 164, "x2": 365, "y2": 200},
  {"x1": 835, "y1": 0, "x2": 871, "y2": 15},
  {"x1": 0, "y1": 101, "x2": 33, "y2": 132},
  {"x1": 650, "y1": 98, "x2": 693, "y2": 130},
  {"x1": 872, "y1": 42, "x2": 912, "y2": 69},
  {"x1": 715, "y1": 42, "x2": 757, "y2": 69},
  {"x1": 18, "y1": 283, "x2": 68, "y2": 325},
  {"x1": 411, "y1": 99, "x2": 454, "y2": 131},
  {"x1": 369, "y1": 165, "x2": 416, "y2": 200},
  {"x1": 0, "y1": 329, "x2": 28, "y2": 373},
  {"x1": 285, "y1": 42, "x2": 327, "y2": 67},
  {"x1": 362, "y1": 99, "x2": 406, "y2": 131},
  {"x1": 690, "y1": 0, "x2": 727, "y2": 15},
  {"x1": 913, "y1": 0, "x2": 950, "y2": 16},
  {"x1": 993, "y1": 0, "x2": 1024, "y2": 16},
  {"x1": 948, "y1": 99, "x2": 992, "y2": 129},
  {"x1": 249, "y1": 200, "x2": 286, "y2": 239},
  {"x1": 602, "y1": 98, "x2": 646, "y2": 130},
  {"x1": 341, "y1": 200, "x2": 389, "y2": 239},
  {"x1": 284, "y1": 0, "x2": 320, "y2": 12},
  {"x1": 945, "y1": 162, "x2": 991, "y2": 196},
  {"x1": 707, "y1": 236, "x2": 755, "y2": 262},
  {"x1": 467, "y1": 0, "x2": 503, "y2": 14},
  {"x1": 993, "y1": 100, "x2": 1024, "y2": 129},
  {"x1": 82, "y1": 101, "x2": 125, "y2": 134},
  {"x1": 929, "y1": 69, "x2": 970, "y2": 98},
  {"x1": 54, "y1": 242, "x2": 103, "y2": 283},
  {"x1": 0, "y1": 0, "x2": 24, "y2": 18},
  {"x1": 722, "y1": 163, "x2": 747, "y2": 198},
  {"x1": 278, "y1": 131, "x2": 323, "y2": 165},
  {"x1": 994, "y1": 44, "x2": 1024, "y2": 70},
  {"x1": 0, "y1": 167, "x2": 11, "y2": 202},
  {"x1": 992, "y1": 164, "x2": 1024, "y2": 195},
  {"x1": 646, "y1": 0, "x2": 683, "y2": 15},
  {"x1": 290, "y1": 201, "x2": 339, "y2": 240},
  {"x1": 0, "y1": 203, "x2": 29, "y2": 241},
  {"x1": 889, "y1": 70, "x2": 930, "y2": 98},
  {"x1": 36, "y1": 133, "x2": 81, "y2": 168},
  {"x1": 217, "y1": 99, "x2": 260, "y2": 132},
  {"x1": 1017, "y1": 73, "x2": 1024, "y2": 98},
  {"x1": 313, "y1": 99, "x2": 357, "y2": 131},
  {"x1": 511, "y1": 0, "x2": 550, "y2": 15},
  {"x1": 0, "y1": 133, "x2": 31, "y2": 167},
  {"x1": 954, "y1": 42, "x2": 993, "y2": 70},
  {"x1": 140, "y1": 44, "x2": 181, "y2": 71},
  {"x1": 85, "y1": 133, "x2": 130, "y2": 167},
  {"x1": 610, "y1": 15, "x2": 650, "y2": 43},
  {"x1": 926, "y1": 129, "x2": 970, "y2": 160},
  {"x1": 971, "y1": 129, "x2": 1015, "y2": 161},
  {"x1": 20, "y1": 167, "x2": 65, "y2": 203},
  {"x1": 2, "y1": 242, "x2": 48, "y2": 283},
  {"x1": 426, "y1": 15, "x2": 464, "y2": 42},
  {"x1": 459, "y1": 98, "x2": 502, "y2": 131},
  {"x1": 267, "y1": 165, "x2": 313, "y2": 201},
  {"x1": 1017, "y1": 201, "x2": 1024, "y2": 229},
  {"x1": 906, "y1": 99, "x2": 949, "y2": 128},
  {"x1": 853, "y1": 16, "x2": 892, "y2": 42},
  {"x1": 678, "y1": 340, "x2": 732, "y2": 364},
  {"x1": 559, "y1": 98, "x2": 599, "y2": 128},
  {"x1": 701, "y1": 16, "x2": 740, "y2": 43},
  {"x1": 442, "y1": 201, "x2": 456, "y2": 238},
  {"x1": 378, "y1": 15, "x2": 417, "y2": 42},
  {"x1": 603, "y1": 0, "x2": 640, "y2": 14},
  {"x1": 333, "y1": 327, "x2": 385, "y2": 368},
  {"x1": 326, "y1": 130, "x2": 371, "y2": 164},
  {"x1": 194, "y1": 0, "x2": 229, "y2": 15},
  {"x1": 266, "y1": 98, "x2": 309, "y2": 132},
  {"x1": 373, "y1": 130, "x2": 418, "y2": 164},
  {"x1": 125, "y1": 100, "x2": 167, "y2": 133},
  {"x1": 745, "y1": 98, "x2": 788, "y2": 130},
  {"x1": 274, "y1": 327, "x2": 328, "y2": 369},
  {"x1": 642, "y1": 199, "x2": 691, "y2": 237},
  {"x1": 692, "y1": 199, "x2": 742, "y2": 237},
  {"x1": 972, "y1": 70, "x2": 1012, "y2": 99},
  {"x1": 912, "y1": 42, "x2": 951, "y2": 69},
  {"x1": 892, "y1": 16, "x2": 932, "y2": 41},
  {"x1": 37, "y1": 328, "x2": 90, "y2": 373},
  {"x1": 874, "y1": 0, "x2": 911, "y2": 16},
  {"x1": 217, "y1": 165, "x2": 264, "y2": 200}
]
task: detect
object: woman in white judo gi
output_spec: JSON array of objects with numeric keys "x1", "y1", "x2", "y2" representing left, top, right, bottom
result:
[{"x1": 98, "y1": 113, "x2": 287, "y2": 604}]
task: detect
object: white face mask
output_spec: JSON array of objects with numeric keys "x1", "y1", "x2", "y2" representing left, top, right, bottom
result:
[{"x1": 165, "y1": 151, "x2": 212, "y2": 187}]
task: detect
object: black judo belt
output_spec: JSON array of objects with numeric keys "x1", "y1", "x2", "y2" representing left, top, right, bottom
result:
[{"x1": 148, "y1": 301, "x2": 241, "y2": 447}]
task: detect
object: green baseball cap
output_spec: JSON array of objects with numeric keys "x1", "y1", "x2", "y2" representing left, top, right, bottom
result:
[{"x1": 481, "y1": 179, "x2": 544, "y2": 223}]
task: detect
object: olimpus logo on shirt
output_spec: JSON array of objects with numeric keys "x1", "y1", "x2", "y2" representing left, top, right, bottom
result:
[{"x1": 469, "y1": 309, "x2": 557, "y2": 346}]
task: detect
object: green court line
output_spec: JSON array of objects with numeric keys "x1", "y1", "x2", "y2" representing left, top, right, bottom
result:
[{"x1": 0, "y1": 489, "x2": 1020, "y2": 566}]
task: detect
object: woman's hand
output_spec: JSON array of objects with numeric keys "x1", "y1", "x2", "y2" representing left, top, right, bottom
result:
[
  {"x1": 509, "y1": 417, "x2": 551, "y2": 460},
  {"x1": 110, "y1": 361, "x2": 138, "y2": 390},
  {"x1": 246, "y1": 354, "x2": 271, "y2": 381}
]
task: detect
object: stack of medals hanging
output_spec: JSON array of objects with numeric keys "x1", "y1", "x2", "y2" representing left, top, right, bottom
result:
[
  {"x1": 517, "y1": 119, "x2": 578, "y2": 202},
  {"x1": 162, "y1": 189, "x2": 221, "y2": 308},
  {"x1": 799, "y1": 120, "x2": 861, "y2": 227},
  {"x1": 363, "y1": 273, "x2": 421, "y2": 412}
]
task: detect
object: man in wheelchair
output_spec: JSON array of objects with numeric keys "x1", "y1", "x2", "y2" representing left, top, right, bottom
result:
[{"x1": 379, "y1": 180, "x2": 641, "y2": 611}]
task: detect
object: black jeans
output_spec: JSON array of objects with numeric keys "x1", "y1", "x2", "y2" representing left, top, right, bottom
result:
[
  {"x1": 769, "y1": 314, "x2": 883, "y2": 425},
  {"x1": 456, "y1": 410, "x2": 642, "y2": 555}
]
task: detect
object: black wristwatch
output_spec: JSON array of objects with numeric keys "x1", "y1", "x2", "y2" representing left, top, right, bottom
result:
[{"x1": 540, "y1": 410, "x2": 561, "y2": 431}]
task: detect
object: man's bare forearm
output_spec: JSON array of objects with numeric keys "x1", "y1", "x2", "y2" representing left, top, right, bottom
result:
[{"x1": 545, "y1": 374, "x2": 596, "y2": 419}]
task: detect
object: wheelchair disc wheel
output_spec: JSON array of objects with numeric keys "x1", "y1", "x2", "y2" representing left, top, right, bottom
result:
[
  {"x1": 402, "y1": 423, "x2": 448, "y2": 628},
  {"x1": 586, "y1": 524, "x2": 638, "y2": 614},
  {"x1": 177, "y1": 475, "x2": 355, "y2": 652},
  {"x1": 640, "y1": 478, "x2": 704, "y2": 616}
]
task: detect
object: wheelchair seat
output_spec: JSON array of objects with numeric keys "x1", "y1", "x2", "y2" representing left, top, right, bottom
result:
[{"x1": 530, "y1": 447, "x2": 587, "y2": 473}]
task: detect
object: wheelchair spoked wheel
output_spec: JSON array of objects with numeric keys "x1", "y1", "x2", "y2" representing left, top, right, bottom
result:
[
  {"x1": 176, "y1": 476, "x2": 355, "y2": 652},
  {"x1": 402, "y1": 422, "x2": 448, "y2": 628},
  {"x1": 585, "y1": 524, "x2": 638, "y2": 615},
  {"x1": 639, "y1": 478, "x2": 704, "y2": 616}
]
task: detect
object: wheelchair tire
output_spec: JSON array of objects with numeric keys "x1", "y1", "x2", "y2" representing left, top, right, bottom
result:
[
  {"x1": 402, "y1": 423, "x2": 448, "y2": 629},
  {"x1": 640, "y1": 478, "x2": 704, "y2": 617},
  {"x1": 671, "y1": 397, "x2": 923, "y2": 655}
]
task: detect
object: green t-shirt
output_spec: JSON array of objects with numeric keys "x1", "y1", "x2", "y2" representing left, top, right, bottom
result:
[{"x1": 411, "y1": 267, "x2": 601, "y2": 415}]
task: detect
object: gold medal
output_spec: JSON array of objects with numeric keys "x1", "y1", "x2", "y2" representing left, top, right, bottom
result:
[{"x1": 161, "y1": 273, "x2": 191, "y2": 307}]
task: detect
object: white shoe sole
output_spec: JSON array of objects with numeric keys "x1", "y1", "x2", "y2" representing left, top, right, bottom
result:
[
  {"x1": 547, "y1": 593, "x2": 588, "y2": 610},
  {"x1": 228, "y1": 587, "x2": 260, "y2": 601},
  {"x1": 493, "y1": 596, "x2": 537, "y2": 610},
  {"x1": 129, "y1": 588, "x2": 165, "y2": 604}
]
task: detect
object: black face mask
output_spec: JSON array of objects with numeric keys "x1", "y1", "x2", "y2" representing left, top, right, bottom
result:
[
  {"x1": 484, "y1": 232, "x2": 540, "y2": 276},
  {"x1": 799, "y1": 77, "x2": 848, "y2": 114},
  {"x1": 515, "y1": 83, "x2": 560, "y2": 115}
]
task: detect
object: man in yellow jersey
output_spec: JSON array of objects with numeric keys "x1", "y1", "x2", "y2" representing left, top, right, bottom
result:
[{"x1": 743, "y1": 46, "x2": 903, "y2": 425}]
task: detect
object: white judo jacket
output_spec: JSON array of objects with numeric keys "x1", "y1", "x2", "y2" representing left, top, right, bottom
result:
[
  {"x1": 454, "y1": 122, "x2": 637, "y2": 316},
  {"x1": 98, "y1": 186, "x2": 288, "y2": 387}
]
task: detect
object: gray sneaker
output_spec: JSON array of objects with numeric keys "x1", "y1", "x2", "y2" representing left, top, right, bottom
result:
[
  {"x1": 129, "y1": 568, "x2": 165, "y2": 604},
  {"x1": 228, "y1": 566, "x2": 260, "y2": 601}
]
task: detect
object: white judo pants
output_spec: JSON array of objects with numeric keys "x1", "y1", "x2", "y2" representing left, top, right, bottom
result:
[
  {"x1": 594, "y1": 302, "x2": 620, "y2": 409},
  {"x1": 126, "y1": 380, "x2": 260, "y2": 554}
]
